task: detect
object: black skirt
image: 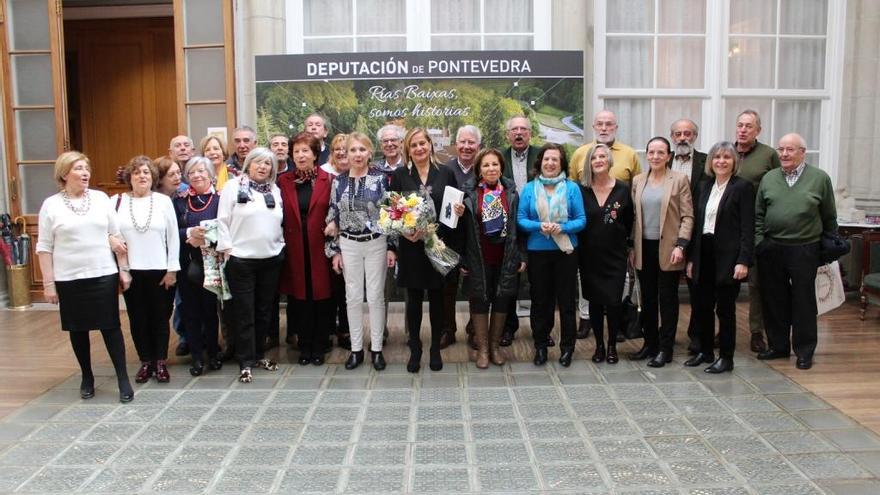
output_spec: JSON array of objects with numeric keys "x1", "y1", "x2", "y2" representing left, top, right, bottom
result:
[{"x1": 56, "y1": 273, "x2": 121, "y2": 332}]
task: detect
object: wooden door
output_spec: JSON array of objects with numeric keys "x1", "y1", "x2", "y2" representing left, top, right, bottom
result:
[{"x1": 64, "y1": 17, "x2": 177, "y2": 192}]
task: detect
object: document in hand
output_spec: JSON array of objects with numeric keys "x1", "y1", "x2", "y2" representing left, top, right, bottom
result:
[{"x1": 439, "y1": 185, "x2": 464, "y2": 229}]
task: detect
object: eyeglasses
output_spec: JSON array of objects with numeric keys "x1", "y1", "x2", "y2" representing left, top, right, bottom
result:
[
  {"x1": 775, "y1": 147, "x2": 805, "y2": 154},
  {"x1": 381, "y1": 138, "x2": 400, "y2": 144}
]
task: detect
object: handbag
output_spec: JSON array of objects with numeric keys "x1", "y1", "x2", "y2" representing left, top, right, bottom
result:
[
  {"x1": 819, "y1": 230, "x2": 850, "y2": 265},
  {"x1": 186, "y1": 256, "x2": 204, "y2": 285},
  {"x1": 816, "y1": 261, "x2": 845, "y2": 315},
  {"x1": 622, "y1": 268, "x2": 643, "y2": 340}
]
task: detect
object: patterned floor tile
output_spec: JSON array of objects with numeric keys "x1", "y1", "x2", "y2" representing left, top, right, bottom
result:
[
  {"x1": 541, "y1": 463, "x2": 606, "y2": 490},
  {"x1": 52, "y1": 442, "x2": 121, "y2": 466},
  {"x1": 787, "y1": 452, "x2": 873, "y2": 479},
  {"x1": 170, "y1": 443, "x2": 231, "y2": 467},
  {"x1": 17, "y1": 466, "x2": 95, "y2": 493},
  {"x1": 593, "y1": 438, "x2": 655, "y2": 461},
  {"x1": 475, "y1": 441, "x2": 531, "y2": 464},
  {"x1": 531, "y1": 439, "x2": 591, "y2": 463},
  {"x1": 150, "y1": 467, "x2": 216, "y2": 492},
  {"x1": 412, "y1": 466, "x2": 471, "y2": 493},
  {"x1": 524, "y1": 420, "x2": 582, "y2": 440},
  {"x1": 82, "y1": 467, "x2": 154, "y2": 493},
  {"x1": 667, "y1": 459, "x2": 737, "y2": 484},
  {"x1": 413, "y1": 442, "x2": 468, "y2": 464},
  {"x1": 762, "y1": 431, "x2": 838, "y2": 454},
  {"x1": 646, "y1": 435, "x2": 716, "y2": 459},
  {"x1": 351, "y1": 442, "x2": 408, "y2": 466},
  {"x1": 582, "y1": 417, "x2": 640, "y2": 437},
  {"x1": 471, "y1": 421, "x2": 524, "y2": 441},
  {"x1": 728, "y1": 455, "x2": 808, "y2": 484},
  {"x1": 478, "y1": 465, "x2": 539, "y2": 491},
  {"x1": 279, "y1": 467, "x2": 342, "y2": 492},
  {"x1": 605, "y1": 461, "x2": 672, "y2": 486},
  {"x1": 213, "y1": 468, "x2": 278, "y2": 493},
  {"x1": 291, "y1": 444, "x2": 349, "y2": 466},
  {"x1": 231, "y1": 445, "x2": 291, "y2": 467},
  {"x1": 344, "y1": 466, "x2": 406, "y2": 493}
]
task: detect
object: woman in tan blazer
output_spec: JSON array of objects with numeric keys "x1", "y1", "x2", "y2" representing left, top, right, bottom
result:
[{"x1": 630, "y1": 136, "x2": 693, "y2": 367}]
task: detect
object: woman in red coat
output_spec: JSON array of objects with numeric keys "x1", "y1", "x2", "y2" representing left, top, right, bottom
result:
[{"x1": 278, "y1": 132, "x2": 333, "y2": 365}]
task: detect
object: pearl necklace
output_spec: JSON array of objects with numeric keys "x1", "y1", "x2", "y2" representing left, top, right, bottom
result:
[
  {"x1": 128, "y1": 192, "x2": 154, "y2": 233},
  {"x1": 61, "y1": 189, "x2": 90, "y2": 215}
]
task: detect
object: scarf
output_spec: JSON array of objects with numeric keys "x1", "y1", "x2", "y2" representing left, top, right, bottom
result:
[
  {"x1": 534, "y1": 173, "x2": 573, "y2": 253},
  {"x1": 479, "y1": 180, "x2": 507, "y2": 239},
  {"x1": 293, "y1": 166, "x2": 317, "y2": 185}
]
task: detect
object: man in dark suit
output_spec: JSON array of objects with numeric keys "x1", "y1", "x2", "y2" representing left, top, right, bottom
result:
[
  {"x1": 669, "y1": 119, "x2": 709, "y2": 355},
  {"x1": 499, "y1": 115, "x2": 539, "y2": 346}
]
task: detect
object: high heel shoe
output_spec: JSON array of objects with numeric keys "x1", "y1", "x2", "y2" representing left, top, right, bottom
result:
[
  {"x1": 533, "y1": 347, "x2": 548, "y2": 366},
  {"x1": 647, "y1": 351, "x2": 673, "y2": 368},
  {"x1": 629, "y1": 345, "x2": 656, "y2": 361},
  {"x1": 704, "y1": 357, "x2": 734, "y2": 374},
  {"x1": 429, "y1": 347, "x2": 443, "y2": 371},
  {"x1": 684, "y1": 352, "x2": 714, "y2": 367},
  {"x1": 407, "y1": 348, "x2": 422, "y2": 373},
  {"x1": 606, "y1": 345, "x2": 619, "y2": 364},
  {"x1": 80, "y1": 376, "x2": 95, "y2": 400},
  {"x1": 559, "y1": 349, "x2": 574, "y2": 367},
  {"x1": 118, "y1": 378, "x2": 134, "y2": 403},
  {"x1": 345, "y1": 350, "x2": 364, "y2": 370},
  {"x1": 591, "y1": 344, "x2": 606, "y2": 363},
  {"x1": 372, "y1": 351, "x2": 386, "y2": 371}
]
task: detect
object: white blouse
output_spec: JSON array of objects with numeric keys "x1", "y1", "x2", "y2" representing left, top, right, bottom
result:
[
  {"x1": 216, "y1": 176, "x2": 284, "y2": 259},
  {"x1": 36, "y1": 190, "x2": 119, "y2": 281},
  {"x1": 111, "y1": 192, "x2": 181, "y2": 272},
  {"x1": 702, "y1": 179, "x2": 729, "y2": 235}
]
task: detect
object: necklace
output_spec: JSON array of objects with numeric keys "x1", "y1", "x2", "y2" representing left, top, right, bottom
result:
[
  {"x1": 128, "y1": 192, "x2": 154, "y2": 233},
  {"x1": 187, "y1": 192, "x2": 214, "y2": 212},
  {"x1": 61, "y1": 189, "x2": 90, "y2": 215}
]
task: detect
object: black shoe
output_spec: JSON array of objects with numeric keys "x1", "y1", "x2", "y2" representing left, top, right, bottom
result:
[
  {"x1": 372, "y1": 351, "x2": 386, "y2": 371},
  {"x1": 629, "y1": 345, "x2": 656, "y2": 361},
  {"x1": 559, "y1": 349, "x2": 574, "y2": 367},
  {"x1": 175, "y1": 340, "x2": 189, "y2": 356},
  {"x1": 207, "y1": 356, "x2": 223, "y2": 371},
  {"x1": 118, "y1": 379, "x2": 134, "y2": 403},
  {"x1": 407, "y1": 348, "x2": 422, "y2": 373},
  {"x1": 591, "y1": 344, "x2": 606, "y2": 363},
  {"x1": 80, "y1": 376, "x2": 95, "y2": 400},
  {"x1": 606, "y1": 345, "x2": 619, "y2": 364},
  {"x1": 499, "y1": 331, "x2": 514, "y2": 347},
  {"x1": 344, "y1": 351, "x2": 364, "y2": 370},
  {"x1": 311, "y1": 354, "x2": 325, "y2": 366},
  {"x1": 647, "y1": 351, "x2": 672, "y2": 368},
  {"x1": 757, "y1": 349, "x2": 790, "y2": 360},
  {"x1": 298, "y1": 352, "x2": 312, "y2": 366},
  {"x1": 533, "y1": 347, "x2": 548, "y2": 366},
  {"x1": 796, "y1": 356, "x2": 813, "y2": 370},
  {"x1": 429, "y1": 348, "x2": 443, "y2": 371},
  {"x1": 704, "y1": 357, "x2": 734, "y2": 373},
  {"x1": 189, "y1": 360, "x2": 204, "y2": 376},
  {"x1": 576, "y1": 318, "x2": 590, "y2": 339},
  {"x1": 683, "y1": 352, "x2": 714, "y2": 367}
]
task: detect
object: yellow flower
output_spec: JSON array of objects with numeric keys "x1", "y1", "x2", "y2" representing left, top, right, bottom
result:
[
  {"x1": 405, "y1": 196, "x2": 420, "y2": 208},
  {"x1": 403, "y1": 212, "x2": 417, "y2": 228}
]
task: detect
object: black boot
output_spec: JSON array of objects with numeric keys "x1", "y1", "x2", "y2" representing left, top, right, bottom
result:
[{"x1": 344, "y1": 350, "x2": 364, "y2": 370}]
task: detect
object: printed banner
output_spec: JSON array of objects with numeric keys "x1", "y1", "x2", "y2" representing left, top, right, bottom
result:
[{"x1": 255, "y1": 51, "x2": 584, "y2": 160}]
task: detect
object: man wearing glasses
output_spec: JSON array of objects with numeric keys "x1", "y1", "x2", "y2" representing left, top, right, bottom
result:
[
  {"x1": 754, "y1": 133, "x2": 836, "y2": 371},
  {"x1": 372, "y1": 124, "x2": 406, "y2": 179},
  {"x1": 569, "y1": 110, "x2": 642, "y2": 184}
]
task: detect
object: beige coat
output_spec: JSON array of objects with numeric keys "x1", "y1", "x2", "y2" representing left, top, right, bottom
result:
[{"x1": 632, "y1": 169, "x2": 694, "y2": 271}]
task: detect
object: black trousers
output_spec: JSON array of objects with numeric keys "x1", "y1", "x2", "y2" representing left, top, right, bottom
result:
[
  {"x1": 178, "y1": 264, "x2": 219, "y2": 360},
  {"x1": 123, "y1": 269, "x2": 175, "y2": 362},
  {"x1": 225, "y1": 254, "x2": 283, "y2": 368},
  {"x1": 288, "y1": 297, "x2": 332, "y2": 356},
  {"x1": 331, "y1": 270, "x2": 348, "y2": 333},
  {"x1": 528, "y1": 250, "x2": 577, "y2": 351},
  {"x1": 637, "y1": 239, "x2": 681, "y2": 354},
  {"x1": 469, "y1": 263, "x2": 513, "y2": 314},
  {"x1": 693, "y1": 236, "x2": 741, "y2": 358},
  {"x1": 757, "y1": 240, "x2": 820, "y2": 359},
  {"x1": 406, "y1": 288, "x2": 443, "y2": 351}
]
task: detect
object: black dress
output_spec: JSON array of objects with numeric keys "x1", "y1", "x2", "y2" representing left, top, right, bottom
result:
[
  {"x1": 578, "y1": 180, "x2": 634, "y2": 304},
  {"x1": 390, "y1": 164, "x2": 460, "y2": 290}
]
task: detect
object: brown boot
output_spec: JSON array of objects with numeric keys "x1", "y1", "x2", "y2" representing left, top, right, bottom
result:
[
  {"x1": 473, "y1": 313, "x2": 490, "y2": 369},
  {"x1": 489, "y1": 312, "x2": 507, "y2": 366}
]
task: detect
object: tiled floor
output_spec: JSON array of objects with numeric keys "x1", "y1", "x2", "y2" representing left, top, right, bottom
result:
[{"x1": 1, "y1": 353, "x2": 879, "y2": 494}]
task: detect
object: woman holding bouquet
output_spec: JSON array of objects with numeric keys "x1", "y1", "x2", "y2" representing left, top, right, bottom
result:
[
  {"x1": 460, "y1": 149, "x2": 525, "y2": 368},
  {"x1": 390, "y1": 128, "x2": 463, "y2": 373},
  {"x1": 325, "y1": 132, "x2": 396, "y2": 370},
  {"x1": 517, "y1": 143, "x2": 586, "y2": 367}
]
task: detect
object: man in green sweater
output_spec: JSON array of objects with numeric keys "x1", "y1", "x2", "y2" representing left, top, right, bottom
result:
[
  {"x1": 754, "y1": 133, "x2": 837, "y2": 370},
  {"x1": 735, "y1": 110, "x2": 781, "y2": 354}
]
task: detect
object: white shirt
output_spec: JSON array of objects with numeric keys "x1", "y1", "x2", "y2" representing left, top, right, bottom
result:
[
  {"x1": 216, "y1": 176, "x2": 284, "y2": 259},
  {"x1": 36, "y1": 190, "x2": 119, "y2": 281},
  {"x1": 702, "y1": 179, "x2": 729, "y2": 235},
  {"x1": 672, "y1": 156, "x2": 693, "y2": 181},
  {"x1": 320, "y1": 162, "x2": 340, "y2": 176},
  {"x1": 511, "y1": 148, "x2": 528, "y2": 192},
  {"x1": 111, "y1": 192, "x2": 180, "y2": 272}
]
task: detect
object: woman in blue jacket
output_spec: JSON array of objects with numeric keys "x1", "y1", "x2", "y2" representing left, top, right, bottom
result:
[{"x1": 517, "y1": 143, "x2": 586, "y2": 367}]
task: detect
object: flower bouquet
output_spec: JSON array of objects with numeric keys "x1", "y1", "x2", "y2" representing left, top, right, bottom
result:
[{"x1": 378, "y1": 191, "x2": 460, "y2": 276}]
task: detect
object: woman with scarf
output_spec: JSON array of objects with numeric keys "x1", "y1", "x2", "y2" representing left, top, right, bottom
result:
[
  {"x1": 460, "y1": 149, "x2": 525, "y2": 368},
  {"x1": 517, "y1": 143, "x2": 586, "y2": 367},
  {"x1": 278, "y1": 132, "x2": 333, "y2": 366},
  {"x1": 577, "y1": 144, "x2": 634, "y2": 364},
  {"x1": 173, "y1": 156, "x2": 222, "y2": 376},
  {"x1": 217, "y1": 148, "x2": 284, "y2": 383},
  {"x1": 630, "y1": 136, "x2": 693, "y2": 368},
  {"x1": 390, "y1": 128, "x2": 463, "y2": 373}
]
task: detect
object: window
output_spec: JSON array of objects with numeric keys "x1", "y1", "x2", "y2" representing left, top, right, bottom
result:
[
  {"x1": 596, "y1": 0, "x2": 843, "y2": 171},
  {"x1": 287, "y1": 0, "x2": 548, "y2": 53}
]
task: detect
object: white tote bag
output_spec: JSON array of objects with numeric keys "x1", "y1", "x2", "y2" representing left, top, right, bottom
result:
[{"x1": 816, "y1": 261, "x2": 845, "y2": 315}]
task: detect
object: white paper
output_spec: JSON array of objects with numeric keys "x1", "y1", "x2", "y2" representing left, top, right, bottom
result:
[
  {"x1": 816, "y1": 261, "x2": 845, "y2": 315},
  {"x1": 439, "y1": 185, "x2": 464, "y2": 228}
]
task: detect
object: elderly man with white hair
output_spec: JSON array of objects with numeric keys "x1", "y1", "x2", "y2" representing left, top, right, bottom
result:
[{"x1": 754, "y1": 133, "x2": 837, "y2": 371}]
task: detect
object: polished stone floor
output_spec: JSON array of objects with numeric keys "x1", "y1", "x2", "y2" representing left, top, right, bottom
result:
[{"x1": 1, "y1": 352, "x2": 879, "y2": 494}]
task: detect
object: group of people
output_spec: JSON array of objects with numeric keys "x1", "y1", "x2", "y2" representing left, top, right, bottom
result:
[{"x1": 36, "y1": 108, "x2": 837, "y2": 403}]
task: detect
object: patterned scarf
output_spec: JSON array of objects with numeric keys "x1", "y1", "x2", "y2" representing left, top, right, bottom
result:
[
  {"x1": 534, "y1": 172, "x2": 573, "y2": 253},
  {"x1": 479, "y1": 180, "x2": 507, "y2": 239},
  {"x1": 293, "y1": 166, "x2": 317, "y2": 185}
]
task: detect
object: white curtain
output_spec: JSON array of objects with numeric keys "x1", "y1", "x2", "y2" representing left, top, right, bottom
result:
[{"x1": 303, "y1": 0, "x2": 406, "y2": 53}]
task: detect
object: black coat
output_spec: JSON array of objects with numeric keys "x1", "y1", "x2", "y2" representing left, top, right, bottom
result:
[
  {"x1": 577, "y1": 180, "x2": 634, "y2": 304},
  {"x1": 689, "y1": 150, "x2": 707, "y2": 198},
  {"x1": 390, "y1": 163, "x2": 462, "y2": 289},
  {"x1": 688, "y1": 175, "x2": 755, "y2": 286},
  {"x1": 460, "y1": 176, "x2": 525, "y2": 301}
]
